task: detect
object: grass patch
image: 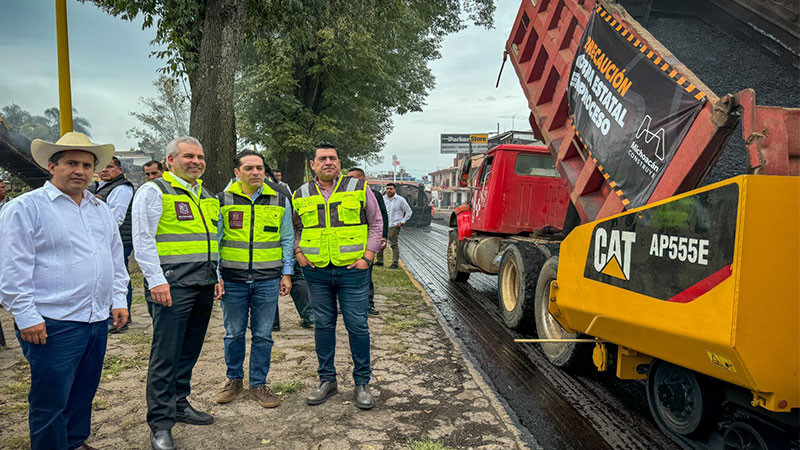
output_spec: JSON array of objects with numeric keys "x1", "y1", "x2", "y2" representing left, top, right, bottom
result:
[
  {"x1": 119, "y1": 332, "x2": 152, "y2": 347},
  {"x1": 0, "y1": 434, "x2": 30, "y2": 450},
  {"x1": 383, "y1": 314, "x2": 426, "y2": 333},
  {"x1": 388, "y1": 343, "x2": 408, "y2": 354},
  {"x1": 132, "y1": 294, "x2": 146, "y2": 305},
  {"x1": 293, "y1": 343, "x2": 315, "y2": 352},
  {"x1": 271, "y1": 348, "x2": 286, "y2": 363},
  {"x1": 92, "y1": 397, "x2": 109, "y2": 410},
  {"x1": 408, "y1": 439, "x2": 454, "y2": 450},
  {"x1": 400, "y1": 353, "x2": 422, "y2": 365},
  {"x1": 128, "y1": 259, "x2": 144, "y2": 289},
  {"x1": 296, "y1": 369, "x2": 317, "y2": 379},
  {"x1": 102, "y1": 352, "x2": 148, "y2": 379},
  {"x1": 2, "y1": 381, "x2": 30, "y2": 402},
  {"x1": 0, "y1": 402, "x2": 28, "y2": 415},
  {"x1": 271, "y1": 380, "x2": 304, "y2": 395}
]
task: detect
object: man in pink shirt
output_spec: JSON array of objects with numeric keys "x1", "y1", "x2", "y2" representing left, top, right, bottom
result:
[{"x1": 292, "y1": 143, "x2": 383, "y2": 409}]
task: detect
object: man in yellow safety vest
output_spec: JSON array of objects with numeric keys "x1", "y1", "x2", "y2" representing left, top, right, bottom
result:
[
  {"x1": 293, "y1": 143, "x2": 383, "y2": 410},
  {"x1": 213, "y1": 150, "x2": 294, "y2": 409},
  {"x1": 132, "y1": 136, "x2": 222, "y2": 450}
]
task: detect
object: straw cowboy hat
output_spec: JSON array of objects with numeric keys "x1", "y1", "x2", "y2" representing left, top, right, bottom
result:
[{"x1": 31, "y1": 132, "x2": 115, "y2": 170}]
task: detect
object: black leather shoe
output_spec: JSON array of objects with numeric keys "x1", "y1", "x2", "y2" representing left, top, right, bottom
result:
[
  {"x1": 150, "y1": 430, "x2": 175, "y2": 450},
  {"x1": 306, "y1": 381, "x2": 338, "y2": 405},
  {"x1": 368, "y1": 306, "x2": 380, "y2": 316},
  {"x1": 354, "y1": 384, "x2": 374, "y2": 410},
  {"x1": 389, "y1": 263, "x2": 399, "y2": 269},
  {"x1": 374, "y1": 261, "x2": 384, "y2": 266},
  {"x1": 175, "y1": 403, "x2": 214, "y2": 425}
]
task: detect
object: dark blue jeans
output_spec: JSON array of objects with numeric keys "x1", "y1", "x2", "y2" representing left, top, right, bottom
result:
[
  {"x1": 16, "y1": 319, "x2": 107, "y2": 450},
  {"x1": 221, "y1": 278, "x2": 280, "y2": 387},
  {"x1": 302, "y1": 265, "x2": 371, "y2": 385}
]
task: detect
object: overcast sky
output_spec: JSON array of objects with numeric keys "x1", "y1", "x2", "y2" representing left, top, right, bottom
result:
[{"x1": 0, "y1": 0, "x2": 531, "y2": 177}]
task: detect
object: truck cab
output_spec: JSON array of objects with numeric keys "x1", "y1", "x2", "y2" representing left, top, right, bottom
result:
[{"x1": 453, "y1": 144, "x2": 570, "y2": 237}]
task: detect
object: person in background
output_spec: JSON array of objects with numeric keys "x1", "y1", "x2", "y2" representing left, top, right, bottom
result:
[
  {"x1": 293, "y1": 143, "x2": 383, "y2": 410},
  {"x1": 377, "y1": 183, "x2": 413, "y2": 269},
  {"x1": 0, "y1": 179, "x2": 8, "y2": 210},
  {"x1": 346, "y1": 168, "x2": 388, "y2": 316},
  {"x1": 144, "y1": 160, "x2": 165, "y2": 181},
  {"x1": 268, "y1": 167, "x2": 314, "y2": 330},
  {"x1": 132, "y1": 136, "x2": 222, "y2": 450},
  {"x1": 95, "y1": 156, "x2": 135, "y2": 333},
  {"x1": 0, "y1": 132, "x2": 129, "y2": 450},
  {"x1": 272, "y1": 169, "x2": 290, "y2": 191},
  {"x1": 213, "y1": 150, "x2": 294, "y2": 408}
]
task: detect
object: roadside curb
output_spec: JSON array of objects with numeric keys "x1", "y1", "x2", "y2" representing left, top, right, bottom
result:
[{"x1": 399, "y1": 260, "x2": 534, "y2": 450}]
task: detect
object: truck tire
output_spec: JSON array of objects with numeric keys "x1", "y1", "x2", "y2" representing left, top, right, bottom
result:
[
  {"x1": 448, "y1": 229, "x2": 470, "y2": 282},
  {"x1": 534, "y1": 255, "x2": 587, "y2": 369},
  {"x1": 497, "y1": 243, "x2": 541, "y2": 331}
]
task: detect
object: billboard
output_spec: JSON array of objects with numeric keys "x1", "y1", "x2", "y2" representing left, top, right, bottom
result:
[{"x1": 440, "y1": 133, "x2": 489, "y2": 154}]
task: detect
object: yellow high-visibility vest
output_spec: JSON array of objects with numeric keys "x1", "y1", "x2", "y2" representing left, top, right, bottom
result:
[
  {"x1": 292, "y1": 176, "x2": 368, "y2": 267},
  {"x1": 219, "y1": 181, "x2": 286, "y2": 281},
  {"x1": 152, "y1": 171, "x2": 220, "y2": 287}
]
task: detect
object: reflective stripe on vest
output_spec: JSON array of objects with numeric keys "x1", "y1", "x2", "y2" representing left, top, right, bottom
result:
[
  {"x1": 218, "y1": 182, "x2": 286, "y2": 277},
  {"x1": 292, "y1": 176, "x2": 368, "y2": 267},
  {"x1": 152, "y1": 171, "x2": 219, "y2": 286}
]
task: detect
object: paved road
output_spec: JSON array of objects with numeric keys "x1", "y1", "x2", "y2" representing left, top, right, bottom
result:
[{"x1": 399, "y1": 223, "x2": 678, "y2": 450}]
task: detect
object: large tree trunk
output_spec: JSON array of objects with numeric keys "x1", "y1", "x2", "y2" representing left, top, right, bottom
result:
[
  {"x1": 188, "y1": 0, "x2": 246, "y2": 194},
  {"x1": 282, "y1": 150, "x2": 309, "y2": 191}
]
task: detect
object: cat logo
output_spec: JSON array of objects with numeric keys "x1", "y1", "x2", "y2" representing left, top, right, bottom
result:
[{"x1": 593, "y1": 228, "x2": 636, "y2": 281}]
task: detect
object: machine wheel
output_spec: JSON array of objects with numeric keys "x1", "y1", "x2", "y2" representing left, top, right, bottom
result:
[
  {"x1": 533, "y1": 255, "x2": 587, "y2": 368},
  {"x1": 722, "y1": 422, "x2": 776, "y2": 450},
  {"x1": 447, "y1": 229, "x2": 470, "y2": 282},
  {"x1": 647, "y1": 360, "x2": 720, "y2": 437},
  {"x1": 497, "y1": 244, "x2": 539, "y2": 331}
]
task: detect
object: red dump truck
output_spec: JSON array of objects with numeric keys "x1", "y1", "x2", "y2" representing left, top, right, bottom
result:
[{"x1": 447, "y1": 1, "x2": 799, "y2": 448}]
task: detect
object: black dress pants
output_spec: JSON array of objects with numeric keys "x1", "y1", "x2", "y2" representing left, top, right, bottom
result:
[{"x1": 145, "y1": 284, "x2": 214, "y2": 431}]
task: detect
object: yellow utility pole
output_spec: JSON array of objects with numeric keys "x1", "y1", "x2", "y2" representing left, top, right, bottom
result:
[{"x1": 55, "y1": 0, "x2": 73, "y2": 136}]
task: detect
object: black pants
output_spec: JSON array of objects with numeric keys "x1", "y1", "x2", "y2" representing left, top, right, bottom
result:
[
  {"x1": 367, "y1": 265, "x2": 375, "y2": 309},
  {"x1": 273, "y1": 266, "x2": 314, "y2": 326},
  {"x1": 145, "y1": 285, "x2": 214, "y2": 432}
]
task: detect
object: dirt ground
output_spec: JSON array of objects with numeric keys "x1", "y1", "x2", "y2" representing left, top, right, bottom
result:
[{"x1": 0, "y1": 253, "x2": 526, "y2": 450}]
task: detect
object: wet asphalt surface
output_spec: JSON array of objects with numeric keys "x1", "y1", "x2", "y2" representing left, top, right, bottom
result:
[{"x1": 399, "y1": 223, "x2": 679, "y2": 450}]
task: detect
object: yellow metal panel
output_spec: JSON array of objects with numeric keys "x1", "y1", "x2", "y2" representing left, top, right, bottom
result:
[
  {"x1": 553, "y1": 176, "x2": 799, "y2": 411},
  {"x1": 731, "y1": 176, "x2": 799, "y2": 411}
]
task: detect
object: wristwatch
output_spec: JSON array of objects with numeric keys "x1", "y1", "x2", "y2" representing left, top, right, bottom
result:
[{"x1": 361, "y1": 256, "x2": 373, "y2": 266}]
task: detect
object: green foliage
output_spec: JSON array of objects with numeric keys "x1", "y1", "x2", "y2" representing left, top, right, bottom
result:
[
  {"x1": 271, "y1": 380, "x2": 304, "y2": 395},
  {"x1": 127, "y1": 75, "x2": 190, "y2": 159},
  {"x1": 236, "y1": 0, "x2": 496, "y2": 168},
  {"x1": 408, "y1": 439, "x2": 454, "y2": 450},
  {"x1": 1, "y1": 104, "x2": 92, "y2": 142}
]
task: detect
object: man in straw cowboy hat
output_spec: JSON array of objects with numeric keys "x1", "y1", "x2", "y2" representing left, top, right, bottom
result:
[{"x1": 0, "y1": 132, "x2": 130, "y2": 450}]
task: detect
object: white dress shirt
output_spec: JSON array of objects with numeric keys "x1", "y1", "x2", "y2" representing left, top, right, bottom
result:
[
  {"x1": 98, "y1": 180, "x2": 134, "y2": 227},
  {"x1": 132, "y1": 174, "x2": 203, "y2": 289},
  {"x1": 383, "y1": 193, "x2": 414, "y2": 228},
  {"x1": 0, "y1": 182, "x2": 129, "y2": 329}
]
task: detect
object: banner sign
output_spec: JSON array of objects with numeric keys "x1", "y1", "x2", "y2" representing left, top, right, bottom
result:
[{"x1": 568, "y1": 6, "x2": 706, "y2": 207}]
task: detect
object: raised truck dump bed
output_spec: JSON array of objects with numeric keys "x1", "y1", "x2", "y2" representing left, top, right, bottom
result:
[{"x1": 506, "y1": 0, "x2": 799, "y2": 223}]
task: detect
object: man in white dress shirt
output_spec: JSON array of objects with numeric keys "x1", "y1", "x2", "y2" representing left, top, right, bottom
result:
[
  {"x1": 0, "y1": 132, "x2": 129, "y2": 450},
  {"x1": 376, "y1": 183, "x2": 413, "y2": 269}
]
